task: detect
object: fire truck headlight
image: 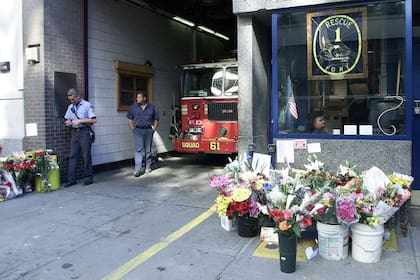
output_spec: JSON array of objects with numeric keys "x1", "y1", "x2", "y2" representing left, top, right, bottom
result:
[{"x1": 218, "y1": 126, "x2": 228, "y2": 137}]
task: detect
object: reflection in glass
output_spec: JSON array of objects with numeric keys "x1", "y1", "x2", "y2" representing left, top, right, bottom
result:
[{"x1": 275, "y1": 1, "x2": 406, "y2": 136}]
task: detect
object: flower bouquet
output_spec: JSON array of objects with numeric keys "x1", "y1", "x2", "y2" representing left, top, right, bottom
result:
[
  {"x1": 1, "y1": 152, "x2": 36, "y2": 193},
  {"x1": 210, "y1": 154, "x2": 270, "y2": 235},
  {"x1": 301, "y1": 156, "x2": 338, "y2": 225},
  {"x1": 265, "y1": 167, "x2": 315, "y2": 273},
  {"x1": 304, "y1": 159, "x2": 361, "y2": 261},
  {"x1": 306, "y1": 158, "x2": 362, "y2": 226},
  {"x1": 353, "y1": 167, "x2": 413, "y2": 227},
  {"x1": 267, "y1": 167, "x2": 315, "y2": 238},
  {"x1": 0, "y1": 170, "x2": 22, "y2": 201}
]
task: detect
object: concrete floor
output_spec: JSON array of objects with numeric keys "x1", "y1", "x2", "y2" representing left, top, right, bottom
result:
[{"x1": 1, "y1": 154, "x2": 419, "y2": 280}]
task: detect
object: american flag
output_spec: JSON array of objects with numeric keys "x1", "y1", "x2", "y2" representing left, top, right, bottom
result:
[{"x1": 288, "y1": 88, "x2": 298, "y2": 120}]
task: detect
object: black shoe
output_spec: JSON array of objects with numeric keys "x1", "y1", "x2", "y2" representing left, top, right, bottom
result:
[
  {"x1": 64, "y1": 182, "x2": 76, "y2": 188},
  {"x1": 83, "y1": 179, "x2": 93, "y2": 186}
]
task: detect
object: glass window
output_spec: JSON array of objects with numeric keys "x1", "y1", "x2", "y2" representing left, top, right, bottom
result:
[
  {"x1": 182, "y1": 66, "x2": 238, "y2": 97},
  {"x1": 118, "y1": 75, "x2": 149, "y2": 109},
  {"x1": 224, "y1": 67, "x2": 239, "y2": 96},
  {"x1": 275, "y1": 2, "x2": 406, "y2": 136},
  {"x1": 115, "y1": 61, "x2": 153, "y2": 111}
]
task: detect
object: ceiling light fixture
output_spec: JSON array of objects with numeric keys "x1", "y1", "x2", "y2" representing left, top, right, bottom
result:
[
  {"x1": 127, "y1": 1, "x2": 229, "y2": 42},
  {"x1": 198, "y1": 26, "x2": 229, "y2": 41},
  {"x1": 214, "y1": 32, "x2": 229, "y2": 41},
  {"x1": 173, "y1": 16, "x2": 195, "y2": 27},
  {"x1": 198, "y1": 25, "x2": 215, "y2": 34}
]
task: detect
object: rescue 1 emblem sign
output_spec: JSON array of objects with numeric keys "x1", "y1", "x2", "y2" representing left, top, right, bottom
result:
[{"x1": 307, "y1": 7, "x2": 367, "y2": 80}]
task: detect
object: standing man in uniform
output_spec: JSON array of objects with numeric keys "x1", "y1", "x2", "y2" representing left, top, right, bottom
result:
[
  {"x1": 127, "y1": 92, "x2": 159, "y2": 177},
  {"x1": 64, "y1": 88, "x2": 96, "y2": 187}
]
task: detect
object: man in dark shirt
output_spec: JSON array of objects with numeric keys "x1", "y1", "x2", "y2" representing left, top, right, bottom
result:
[{"x1": 127, "y1": 92, "x2": 159, "y2": 177}]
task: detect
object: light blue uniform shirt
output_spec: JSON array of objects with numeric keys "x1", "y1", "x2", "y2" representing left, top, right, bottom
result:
[{"x1": 64, "y1": 99, "x2": 96, "y2": 127}]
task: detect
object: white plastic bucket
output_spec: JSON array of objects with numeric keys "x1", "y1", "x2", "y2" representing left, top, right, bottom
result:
[
  {"x1": 351, "y1": 223, "x2": 384, "y2": 263},
  {"x1": 220, "y1": 216, "x2": 234, "y2": 231},
  {"x1": 317, "y1": 222, "x2": 350, "y2": 260}
]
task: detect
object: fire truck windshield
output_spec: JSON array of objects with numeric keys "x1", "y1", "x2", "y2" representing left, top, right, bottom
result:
[
  {"x1": 182, "y1": 66, "x2": 238, "y2": 97},
  {"x1": 223, "y1": 67, "x2": 238, "y2": 96}
]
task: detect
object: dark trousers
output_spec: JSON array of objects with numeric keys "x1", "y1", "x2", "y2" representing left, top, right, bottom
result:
[{"x1": 68, "y1": 127, "x2": 93, "y2": 183}]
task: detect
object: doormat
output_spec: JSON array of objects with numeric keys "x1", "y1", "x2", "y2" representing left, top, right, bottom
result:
[{"x1": 252, "y1": 239, "x2": 317, "y2": 263}]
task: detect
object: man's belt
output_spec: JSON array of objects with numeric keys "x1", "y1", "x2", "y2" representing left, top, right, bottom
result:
[
  {"x1": 73, "y1": 126, "x2": 88, "y2": 131},
  {"x1": 136, "y1": 125, "x2": 152, "y2": 129}
]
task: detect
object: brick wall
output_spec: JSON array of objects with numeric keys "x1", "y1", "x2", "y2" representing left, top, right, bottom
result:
[
  {"x1": 22, "y1": 0, "x2": 228, "y2": 183},
  {"x1": 23, "y1": 0, "x2": 85, "y2": 182}
]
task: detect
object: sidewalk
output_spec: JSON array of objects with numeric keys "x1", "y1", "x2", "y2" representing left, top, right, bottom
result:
[{"x1": 0, "y1": 154, "x2": 419, "y2": 280}]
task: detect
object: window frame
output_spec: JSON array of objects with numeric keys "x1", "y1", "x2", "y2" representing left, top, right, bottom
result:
[
  {"x1": 115, "y1": 61, "x2": 154, "y2": 111},
  {"x1": 270, "y1": 1, "x2": 413, "y2": 141}
]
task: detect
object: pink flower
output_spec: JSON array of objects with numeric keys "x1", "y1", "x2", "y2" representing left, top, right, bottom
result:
[
  {"x1": 283, "y1": 210, "x2": 293, "y2": 220},
  {"x1": 210, "y1": 175, "x2": 230, "y2": 188},
  {"x1": 336, "y1": 197, "x2": 358, "y2": 224}
]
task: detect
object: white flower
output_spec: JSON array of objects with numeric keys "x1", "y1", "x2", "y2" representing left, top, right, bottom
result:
[
  {"x1": 240, "y1": 171, "x2": 257, "y2": 182},
  {"x1": 304, "y1": 160, "x2": 324, "y2": 171},
  {"x1": 285, "y1": 194, "x2": 296, "y2": 209},
  {"x1": 267, "y1": 186, "x2": 287, "y2": 207},
  {"x1": 258, "y1": 203, "x2": 269, "y2": 215},
  {"x1": 309, "y1": 203, "x2": 325, "y2": 215},
  {"x1": 299, "y1": 192, "x2": 315, "y2": 211},
  {"x1": 338, "y1": 164, "x2": 357, "y2": 177}
]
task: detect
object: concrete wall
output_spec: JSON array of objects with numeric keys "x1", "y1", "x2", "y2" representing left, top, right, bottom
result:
[
  {"x1": 88, "y1": 0, "x2": 226, "y2": 165},
  {"x1": 234, "y1": 0, "x2": 415, "y2": 199},
  {"x1": 233, "y1": 0, "x2": 351, "y2": 14},
  {"x1": 237, "y1": 16, "x2": 271, "y2": 154},
  {"x1": 0, "y1": 0, "x2": 24, "y2": 155},
  {"x1": 275, "y1": 139, "x2": 411, "y2": 175}
]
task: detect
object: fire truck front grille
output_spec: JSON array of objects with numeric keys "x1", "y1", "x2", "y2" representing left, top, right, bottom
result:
[{"x1": 208, "y1": 102, "x2": 238, "y2": 121}]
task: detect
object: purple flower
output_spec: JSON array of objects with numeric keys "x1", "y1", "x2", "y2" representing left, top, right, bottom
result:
[{"x1": 248, "y1": 201, "x2": 260, "y2": 218}]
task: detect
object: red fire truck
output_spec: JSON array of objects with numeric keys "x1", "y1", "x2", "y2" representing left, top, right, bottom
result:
[{"x1": 173, "y1": 60, "x2": 238, "y2": 154}]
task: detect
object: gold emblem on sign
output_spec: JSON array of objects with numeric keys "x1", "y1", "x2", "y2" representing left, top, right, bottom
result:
[{"x1": 313, "y1": 15, "x2": 361, "y2": 75}]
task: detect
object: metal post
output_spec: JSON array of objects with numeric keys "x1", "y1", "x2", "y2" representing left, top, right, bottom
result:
[
  {"x1": 268, "y1": 144, "x2": 276, "y2": 169},
  {"x1": 248, "y1": 143, "x2": 256, "y2": 163}
]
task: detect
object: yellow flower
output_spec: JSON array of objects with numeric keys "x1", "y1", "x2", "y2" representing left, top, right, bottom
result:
[
  {"x1": 366, "y1": 216, "x2": 380, "y2": 227},
  {"x1": 389, "y1": 173, "x2": 413, "y2": 188},
  {"x1": 231, "y1": 188, "x2": 252, "y2": 202},
  {"x1": 215, "y1": 195, "x2": 232, "y2": 216},
  {"x1": 254, "y1": 179, "x2": 264, "y2": 190}
]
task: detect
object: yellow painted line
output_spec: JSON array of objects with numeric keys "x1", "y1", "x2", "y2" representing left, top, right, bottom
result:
[{"x1": 101, "y1": 205, "x2": 216, "y2": 280}]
